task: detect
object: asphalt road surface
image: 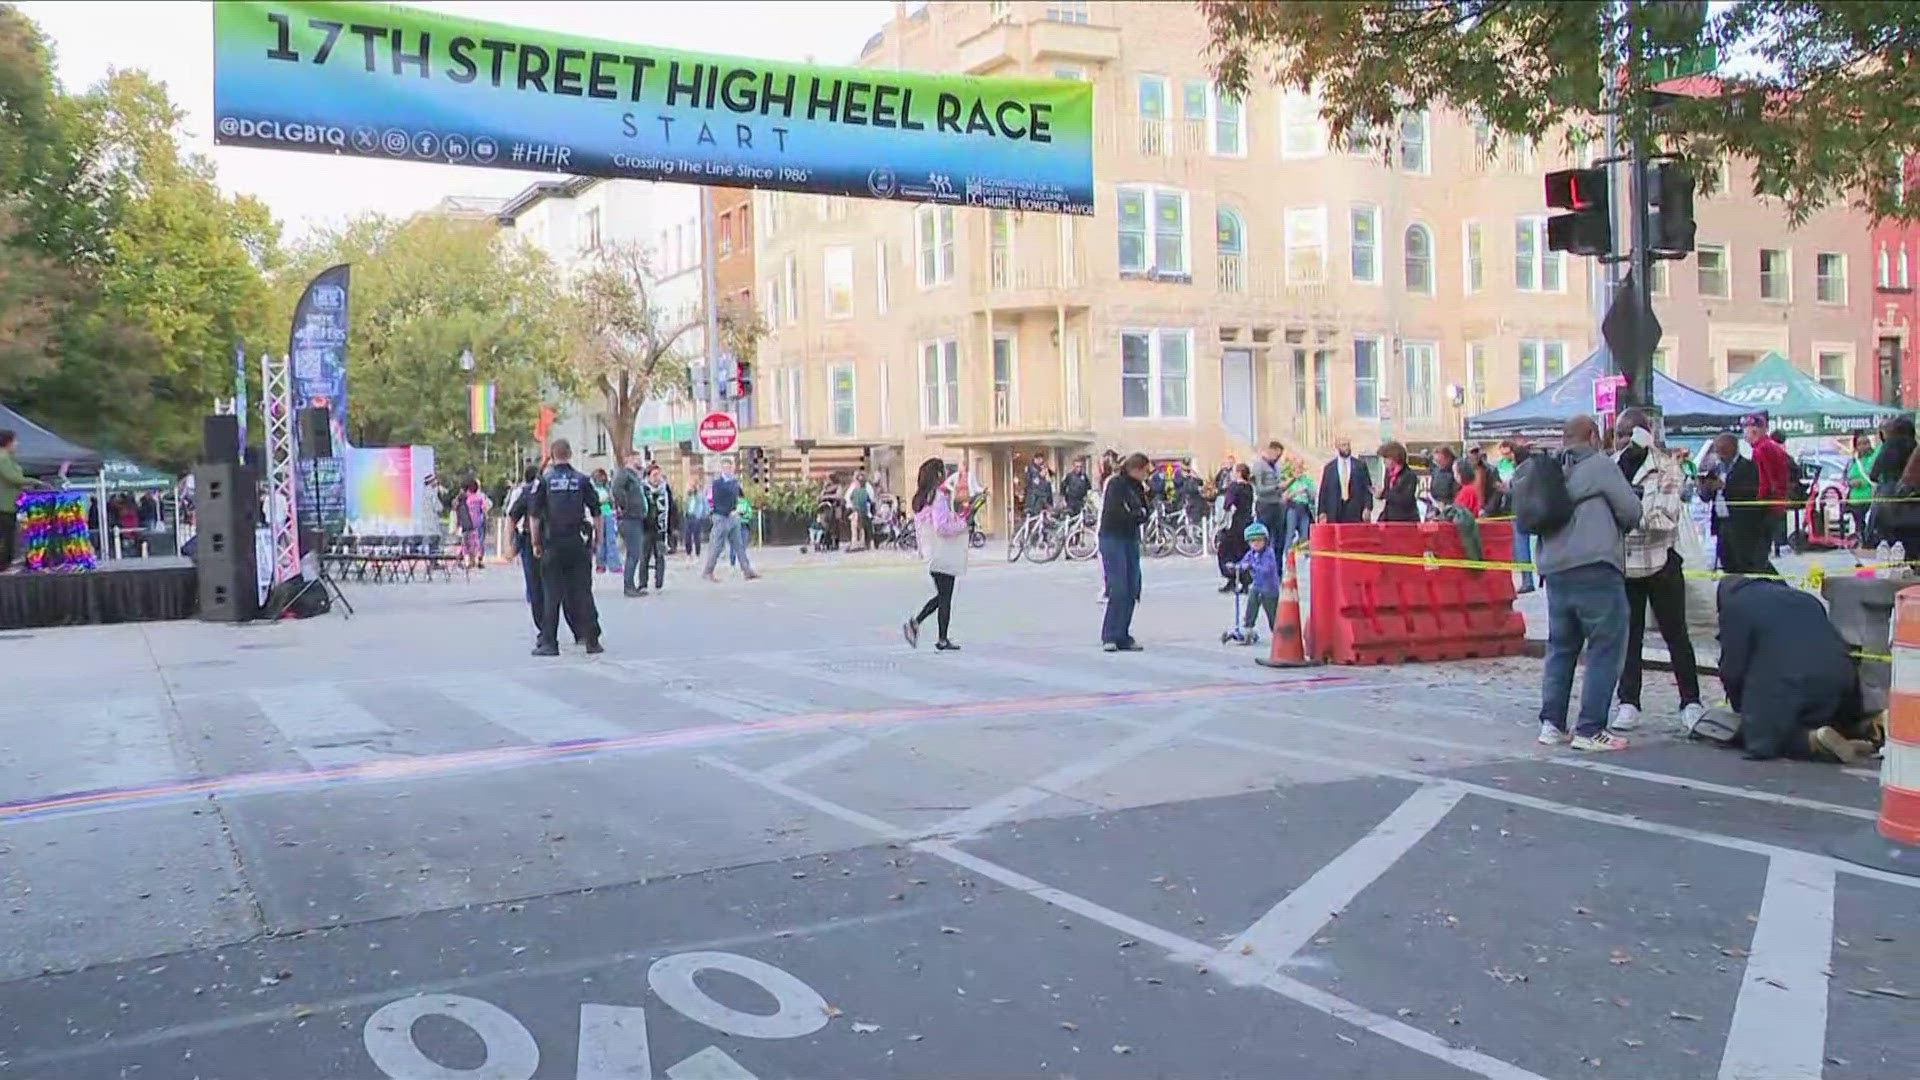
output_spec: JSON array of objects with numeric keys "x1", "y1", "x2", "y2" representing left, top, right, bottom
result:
[{"x1": 0, "y1": 548, "x2": 1913, "y2": 1079}]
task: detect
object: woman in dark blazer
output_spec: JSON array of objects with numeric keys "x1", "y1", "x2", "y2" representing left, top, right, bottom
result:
[
  {"x1": 1376, "y1": 441, "x2": 1421, "y2": 522},
  {"x1": 1215, "y1": 462, "x2": 1254, "y2": 592}
]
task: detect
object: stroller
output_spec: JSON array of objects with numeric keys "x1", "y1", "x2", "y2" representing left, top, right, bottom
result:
[
  {"x1": 1220, "y1": 566, "x2": 1260, "y2": 646},
  {"x1": 802, "y1": 496, "x2": 846, "y2": 554}
]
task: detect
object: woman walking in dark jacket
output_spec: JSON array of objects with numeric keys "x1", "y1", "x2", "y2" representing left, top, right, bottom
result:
[
  {"x1": 1214, "y1": 462, "x2": 1255, "y2": 592},
  {"x1": 1099, "y1": 452, "x2": 1152, "y2": 651},
  {"x1": 1376, "y1": 441, "x2": 1421, "y2": 522}
]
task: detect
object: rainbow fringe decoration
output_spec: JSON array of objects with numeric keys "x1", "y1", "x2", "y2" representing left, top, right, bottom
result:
[{"x1": 17, "y1": 490, "x2": 96, "y2": 572}]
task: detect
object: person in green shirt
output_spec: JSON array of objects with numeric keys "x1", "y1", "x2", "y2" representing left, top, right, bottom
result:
[
  {"x1": 0, "y1": 429, "x2": 49, "y2": 572},
  {"x1": 1845, "y1": 430, "x2": 1877, "y2": 541}
]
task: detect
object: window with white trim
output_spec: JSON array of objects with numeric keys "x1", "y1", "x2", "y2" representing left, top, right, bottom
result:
[
  {"x1": 1818, "y1": 349, "x2": 1851, "y2": 393},
  {"x1": 1402, "y1": 341, "x2": 1437, "y2": 420},
  {"x1": 1468, "y1": 341, "x2": 1489, "y2": 412},
  {"x1": 1353, "y1": 337, "x2": 1381, "y2": 419},
  {"x1": 915, "y1": 205, "x2": 955, "y2": 286},
  {"x1": 1052, "y1": 64, "x2": 1087, "y2": 81},
  {"x1": 1117, "y1": 184, "x2": 1189, "y2": 277},
  {"x1": 1349, "y1": 205, "x2": 1378, "y2": 285},
  {"x1": 1649, "y1": 258, "x2": 1669, "y2": 297},
  {"x1": 1883, "y1": 244, "x2": 1894, "y2": 289},
  {"x1": 1045, "y1": 0, "x2": 1089, "y2": 24},
  {"x1": 1285, "y1": 205, "x2": 1328, "y2": 285},
  {"x1": 875, "y1": 239, "x2": 890, "y2": 313},
  {"x1": 1397, "y1": 110, "x2": 1429, "y2": 173},
  {"x1": 1184, "y1": 83, "x2": 1244, "y2": 156},
  {"x1": 827, "y1": 362, "x2": 856, "y2": 437},
  {"x1": 1518, "y1": 339, "x2": 1566, "y2": 398},
  {"x1": 1280, "y1": 90, "x2": 1326, "y2": 159},
  {"x1": 1120, "y1": 329, "x2": 1192, "y2": 420},
  {"x1": 1513, "y1": 216, "x2": 1562, "y2": 292},
  {"x1": 1462, "y1": 220, "x2": 1483, "y2": 293},
  {"x1": 920, "y1": 339, "x2": 959, "y2": 428},
  {"x1": 1403, "y1": 224, "x2": 1435, "y2": 294},
  {"x1": 1816, "y1": 252, "x2": 1846, "y2": 304},
  {"x1": 1760, "y1": 247, "x2": 1791, "y2": 300},
  {"x1": 781, "y1": 254, "x2": 798, "y2": 324},
  {"x1": 1697, "y1": 243, "x2": 1729, "y2": 297},
  {"x1": 878, "y1": 361, "x2": 892, "y2": 436},
  {"x1": 823, "y1": 245, "x2": 854, "y2": 319},
  {"x1": 1137, "y1": 74, "x2": 1169, "y2": 155},
  {"x1": 717, "y1": 211, "x2": 733, "y2": 257}
]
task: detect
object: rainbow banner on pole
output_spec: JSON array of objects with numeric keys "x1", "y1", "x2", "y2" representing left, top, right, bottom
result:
[{"x1": 469, "y1": 382, "x2": 496, "y2": 435}]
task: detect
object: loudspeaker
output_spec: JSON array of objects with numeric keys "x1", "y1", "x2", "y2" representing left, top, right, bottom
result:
[
  {"x1": 194, "y1": 463, "x2": 259, "y2": 623},
  {"x1": 298, "y1": 405, "x2": 333, "y2": 458},
  {"x1": 202, "y1": 414, "x2": 240, "y2": 462}
]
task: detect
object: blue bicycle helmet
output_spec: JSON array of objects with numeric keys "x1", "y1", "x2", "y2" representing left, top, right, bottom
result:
[{"x1": 1243, "y1": 522, "x2": 1269, "y2": 542}]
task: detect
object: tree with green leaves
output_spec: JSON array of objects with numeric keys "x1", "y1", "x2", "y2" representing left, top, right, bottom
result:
[
  {"x1": 1200, "y1": 0, "x2": 1920, "y2": 224},
  {"x1": 277, "y1": 212, "x2": 572, "y2": 482}
]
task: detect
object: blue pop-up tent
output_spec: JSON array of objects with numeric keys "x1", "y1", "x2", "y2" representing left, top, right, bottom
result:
[{"x1": 1465, "y1": 349, "x2": 1749, "y2": 441}]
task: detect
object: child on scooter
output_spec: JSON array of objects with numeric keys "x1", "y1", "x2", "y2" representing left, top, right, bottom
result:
[{"x1": 1233, "y1": 522, "x2": 1281, "y2": 633}]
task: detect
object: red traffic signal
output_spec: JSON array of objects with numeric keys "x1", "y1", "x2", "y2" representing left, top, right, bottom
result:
[{"x1": 1545, "y1": 167, "x2": 1612, "y2": 256}]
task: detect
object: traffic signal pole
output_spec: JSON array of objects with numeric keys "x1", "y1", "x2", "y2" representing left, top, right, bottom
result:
[{"x1": 1620, "y1": 0, "x2": 1658, "y2": 415}]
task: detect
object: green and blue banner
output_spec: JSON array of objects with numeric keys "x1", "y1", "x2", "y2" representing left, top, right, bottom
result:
[{"x1": 212, "y1": 1, "x2": 1095, "y2": 214}]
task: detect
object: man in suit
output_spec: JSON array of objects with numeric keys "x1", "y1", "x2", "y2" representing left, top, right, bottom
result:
[
  {"x1": 1317, "y1": 436, "x2": 1373, "y2": 524},
  {"x1": 1704, "y1": 432, "x2": 1773, "y2": 576}
]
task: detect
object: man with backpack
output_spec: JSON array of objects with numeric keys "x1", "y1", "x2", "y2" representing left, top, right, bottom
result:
[{"x1": 1513, "y1": 414, "x2": 1642, "y2": 752}]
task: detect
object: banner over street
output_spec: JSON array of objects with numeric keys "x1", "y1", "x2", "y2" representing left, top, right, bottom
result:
[{"x1": 212, "y1": 1, "x2": 1096, "y2": 214}]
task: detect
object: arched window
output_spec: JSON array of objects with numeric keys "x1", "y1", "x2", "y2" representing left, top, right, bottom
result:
[
  {"x1": 1404, "y1": 224, "x2": 1434, "y2": 294},
  {"x1": 1216, "y1": 208, "x2": 1246, "y2": 292}
]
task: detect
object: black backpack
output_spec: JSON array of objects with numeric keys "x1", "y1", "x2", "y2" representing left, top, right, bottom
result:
[{"x1": 1511, "y1": 452, "x2": 1576, "y2": 536}]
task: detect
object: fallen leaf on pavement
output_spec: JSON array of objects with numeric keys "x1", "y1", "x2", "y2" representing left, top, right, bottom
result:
[{"x1": 851, "y1": 1022, "x2": 881, "y2": 1034}]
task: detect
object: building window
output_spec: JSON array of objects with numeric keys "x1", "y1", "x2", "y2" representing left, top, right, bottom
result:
[
  {"x1": 1353, "y1": 337, "x2": 1381, "y2": 419},
  {"x1": 765, "y1": 192, "x2": 783, "y2": 236},
  {"x1": 1397, "y1": 110, "x2": 1429, "y2": 173},
  {"x1": 1052, "y1": 64, "x2": 1087, "y2": 81},
  {"x1": 1760, "y1": 247, "x2": 1791, "y2": 301},
  {"x1": 823, "y1": 245, "x2": 854, "y2": 319},
  {"x1": 1697, "y1": 243, "x2": 1728, "y2": 297},
  {"x1": 1403, "y1": 341, "x2": 1437, "y2": 420},
  {"x1": 1291, "y1": 348, "x2": 1308, "y2": 416},
  {"x1": 828, "y1": 363, "x2": 856, "y2": 437},
  {"x1": 1462, "y1": 221, "x2": 1483, "y2": 293},
  {"x1": 1518, "y1": 339, "x2": 1566, "y2": 397},
  {"x1": 1816, "y1": 252, "x2": 1847, "y2": 304},
  {"x1": 1044, "y1": 0, "x2": 1089, "y2": 23},
  {"x1": 717, "y1": 212, "x2": 733, "y2": 257},
  {"x1": 916, "y1": 205, "x2": 955, "y2": 286},
  {"x1": 1136, "y1": 74, "x2": 1169, "y2": 155},
  {"x1": 878, "y1": 361, "x2": 892, "y2": 437},
  {"x1": 1649, "y1": 258, "x2": 1669, "y2": 297},
  {"x1": 1216, "y1": 208, "x2": 1245, "y2": 293},
  {"x1": 594, "y1": 422, "x2": 609, "y2": 458},
  {"x1": 1883, "y1": 244, "x2": 1894, "y2": 288},
  {"x1": 785, "y1": 368, "x2": 804, "y2": 440},
  {"x1": 992, "y1": 335, "x2": 1016, "y2": 426},
  {"x1": 1285, "y1": 205, "x2": 1328, "y2": 285},
  {"x1": 1513, "y1": 216, "x2": 1562, "y2": 292},
  {"x1": 1403, "y1": 224, "x2": 1434, "y2": 294},
  {"x1": 920, "y1": 339, "x2": 959, "y2": 428},
  {"x1": 1120, "y1": 329, "x2": 1192, "y2": 420},
  {"x1": 1185, "y1": 83, "x2": 1245, "y2": 156},
  {"x1": 1651, "y1": 346, "x2": 1671, "y2": 375},
  {"x1": 1117, "y1": 184, "x2": 1189, "y2": 277},
  {"x1": 581, "y1": 207, "x2": 603, "y2": 253},
  {"x1": 781, "y1": 255, "x2": 798, "y2": 325},
  {"x1": 738, "y1": 204, "x2": 751, "y2": 248},
  {"x1": 1818, "y1": 349, "x2": 1850, "y2": 394},
  {"x1": 762, "y1": 274, "x2": 779, "y2": 327},
  {"x1": 1470, "y1": 112, "x2": 1493, "y2": 163},
  {"x1": 875, "y1": 239, "x2": 890, "y2": 313},
  {"x1": 822, "y1": 196, "x2": 848, "y2": 221},
  {"x1": 1349, "y1": 205, "x2": 1378, "y2": 285},
  {"x1": 1468, "y1": 341, "x2": 1489, "y2": 412},
  {"x1": 989, "y1": 209, "x2": 1014, "y2": 288},
  {"x1": 1280, "y1": 90, "x2": 1325, "y2": 159},
  {"x1": 988, "y1": 0, "x2": 1011, "y2": 23},
  {"x1": 1904, "y1": 247, "x2": 1914, "y2": 290}
]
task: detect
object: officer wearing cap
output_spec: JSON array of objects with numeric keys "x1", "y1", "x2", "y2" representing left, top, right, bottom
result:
[{"x1": 526, "y1": 439, "x2": 604, "y2": 656}]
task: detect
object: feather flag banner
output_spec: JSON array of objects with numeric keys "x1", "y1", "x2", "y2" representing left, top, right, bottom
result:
[{"x1": 468, "y1": 382, "x2": 496, "y2": 435}]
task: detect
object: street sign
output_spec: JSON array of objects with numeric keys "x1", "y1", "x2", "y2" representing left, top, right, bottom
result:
[
  {"x1": 1651, "y1": 46, "x2": 1718, "y2": 83},
  {"x1": 1593, "y1": 375, "x2": 1627, "y2": 415},
  {"x1": 697, "y1": 412, "x2": 739, "y2": 453}
]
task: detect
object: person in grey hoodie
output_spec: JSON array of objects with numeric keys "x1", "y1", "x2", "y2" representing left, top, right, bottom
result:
[
  {"x1": 1521, "y1": 414, "x2": 1643, "y2": 752},
  {"x1": 1248, "y1": 440, "x2": 1287, "y2": 541}
]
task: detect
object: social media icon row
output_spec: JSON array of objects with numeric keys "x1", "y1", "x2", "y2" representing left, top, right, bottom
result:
[{"x1": 352, "y1": 127, "x2": 497, "y2": 164}]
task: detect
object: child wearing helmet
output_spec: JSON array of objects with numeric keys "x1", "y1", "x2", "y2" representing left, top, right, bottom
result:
[{"x1": 1232, "y1": 521, "x2": 1281, "y2": 633}]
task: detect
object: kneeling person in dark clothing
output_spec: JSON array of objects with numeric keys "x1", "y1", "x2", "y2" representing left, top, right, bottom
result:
[{"x1": 1714, "y1": 575, "x2": 1875, "y2": 762}]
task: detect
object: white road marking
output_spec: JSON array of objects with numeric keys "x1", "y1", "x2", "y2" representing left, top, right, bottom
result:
[
  {"x1": 1718, "y1": 855, "x2": 1836, "y2": 1080},
  {"x1": 362, "y1": 993, "x2": 539, "y2": 1080},
  {"x1": 1098, "y1": 647, "x2": 1268, "y2": 683},
  {"x1": 33, "y1": 696, "x2": 178, "y2": 791},
  {"x1": 739, "y1": 652, "x2": 968, "y2": 706},
  {"x1": 698, "y1": 755, "x2": 909, "y2": 839},
  {"x1": 665, "y1": 1047, "x2": 757, "y2": 1080},
  {"x1": 577, "y1": 1004, "x2": 651, "y2": 1080},
  {"x1": 927, "y1": 709, "x2": 1211, "y2": 837},
  {"x1": 248, "y1": 684, "x2": 395, "y2": 770},
  {"x1": 1271, "y1": 702, "x2": 1877, "y2": 821},
  {"x1": 428, "y1": 672, "x2": 630, "y2": 743},
  {"x1": 1213, "y1": 785, "x2": 1466, "y2": 984},
  {"x1": 648, "y1": 951, "x2": 830, "y2": 1039},
  {"x1": 761, "y1": 735, "x2": 871, "y2": 781},
  {"x1": 945, "y1": 651, "x2": 1161, "y2": 695}
]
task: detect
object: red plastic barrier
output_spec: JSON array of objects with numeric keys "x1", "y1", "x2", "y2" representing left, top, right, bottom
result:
[{"x1": 1307, "y1": 521, "x2": 1528, "y2": 665}]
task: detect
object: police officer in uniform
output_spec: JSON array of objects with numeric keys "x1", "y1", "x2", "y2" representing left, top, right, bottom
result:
[{"x1": 527, "y1": 439, "x2": 604, "y2": 656}]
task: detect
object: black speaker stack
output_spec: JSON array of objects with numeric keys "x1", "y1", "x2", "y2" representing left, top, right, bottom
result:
[{"x1": 194, "y1": 462, "x2": 258, "y2": 623}]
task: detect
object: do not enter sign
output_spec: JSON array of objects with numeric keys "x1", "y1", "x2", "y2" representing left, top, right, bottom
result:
[{"x1": 698, "y1": 412, "x2": 739, "y2": 453}]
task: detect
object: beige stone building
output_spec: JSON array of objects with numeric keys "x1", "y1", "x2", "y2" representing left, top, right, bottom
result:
[{"x1": 743, "y1": 0, "x2": 1874, "y2": 517}]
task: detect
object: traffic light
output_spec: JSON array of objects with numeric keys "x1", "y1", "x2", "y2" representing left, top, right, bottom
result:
[
  {"x1": 1649, "y1": 162, "x2": 1696, "y2": 254},
  {"x1": 1545, "y1": 168, "x2": 1612, "y2": 256},
  {"x1": 733, "y1": 360, "x2": 753, "y2": 399}
]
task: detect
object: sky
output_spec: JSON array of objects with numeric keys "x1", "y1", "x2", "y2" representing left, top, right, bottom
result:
[{"x1": 19, "y1": 0, "x2": 896, "y2": 237}]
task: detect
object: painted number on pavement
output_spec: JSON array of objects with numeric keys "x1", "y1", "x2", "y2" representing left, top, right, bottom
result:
[{"x1": 363, "y1": 950, "x2": 830, "y2": 1079}]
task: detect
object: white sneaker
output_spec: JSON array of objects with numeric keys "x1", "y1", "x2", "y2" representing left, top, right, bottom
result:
[
  {"x1": 1571, "y1": 730, "x2": 1631, "y2": 752},
  {"x1": 1537, "y1": 721, "x2": 1570, "y2": 746},
  {"x1": 1610, "y1": 703, "x2": 1641, "y2": 731},
  {"x1": 1677, "y1": 702, "x2": 1706, "y2": 735}
]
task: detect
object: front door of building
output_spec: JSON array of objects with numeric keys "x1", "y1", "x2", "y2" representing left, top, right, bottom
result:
[{"x1": 1220, "y1": 347, "x2": 1255, "y2": 447}]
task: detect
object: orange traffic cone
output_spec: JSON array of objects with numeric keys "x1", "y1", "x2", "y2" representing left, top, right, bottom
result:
[{"x1": 1257, "y1": 545, "x2": 1316, "y2": 669}]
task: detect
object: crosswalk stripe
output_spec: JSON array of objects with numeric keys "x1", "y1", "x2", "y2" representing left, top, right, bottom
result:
[
  {"x1": 248, "y1": 684, "x2": 395, "y2": 770},
  {"x1": 427, "y1": 672, "x2": 631, "y2": 744},
  {"x1": 944, "y1": 651, "x2": 1160, "y2": 695},
  {"x1": 739, "y1": 653, "x2": 967, "y2": 707},
  {"x1": 38, "y1": 697, "x2": 178, "y2": 792}
]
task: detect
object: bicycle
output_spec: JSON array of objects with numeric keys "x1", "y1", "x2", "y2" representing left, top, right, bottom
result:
[
  {"x1": 1007, "y1": 508, "x2": 1068, "y2": 563},
  {"x1": 1063, "y1": 503, "x2": 1098, "y2": 561}
]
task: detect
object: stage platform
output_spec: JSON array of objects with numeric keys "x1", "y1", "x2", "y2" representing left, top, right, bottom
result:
[{"x1": 0, "y1": 558, "x2": 197, "y2": 631}]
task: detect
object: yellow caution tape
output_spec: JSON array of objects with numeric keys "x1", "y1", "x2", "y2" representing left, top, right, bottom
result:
[{"x1": 1302, "y1": 547, "x2": 1906, "y2": 595}]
